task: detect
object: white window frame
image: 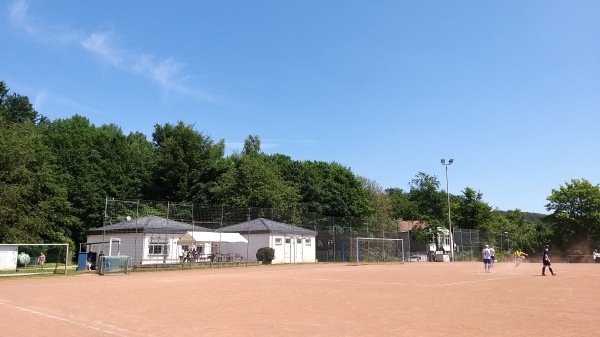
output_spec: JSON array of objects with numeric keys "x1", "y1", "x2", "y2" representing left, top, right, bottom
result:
[
  {"x1": 275, "y1": 238, "x2": 283, "y2": 245},
  {"x1": 305, "y1": 238, "x2": 311, "y2": 246},
  {"x1": 149, "y1": 243, "x2": 168, "y2": 255}
]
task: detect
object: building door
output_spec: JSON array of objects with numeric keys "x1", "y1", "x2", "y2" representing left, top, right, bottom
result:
[
  {"x1": 284, "y1": 236, "x2": 303, "y2": 264},
  {"x1": 294, "y1": 238, "x2": 303, "y2": 263},
  {"x1": 284, "y1": 237, "x2": 292, "y2": 263}
]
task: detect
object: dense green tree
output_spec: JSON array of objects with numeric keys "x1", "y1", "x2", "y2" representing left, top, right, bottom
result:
[
  {"x1": 294, "y1": 161, "x2": 371, "y2": 218},
  {"x1": 0, "y1": 114, "x2": 73, "y2": 244},
  {"x1": 125, "y1": 132, "x2": 155, "y2": 199},
  {"x1": 242, "y1": 135, "x2": 261, "y2": 156},
  {"x1": 285, "y1": 160, "x2": 326, "y2": 214},
  {"x1": 358, "y1": 176, "x2": 393, "y2": 230},
  {"x1": 7, "y1": 79, "x2": 597, "y2": 254},
  {"x1": 266, "y1": 154, "x2": 302, "y2": 187},
  {"x1": 213, "y1": 136, "x2": 301, "y2": 210},
  {"x1": 408, "y1": 172, "x2": 445, "y2": 222},
  {"x1": 502, "y1": 209, "x2": 547, "y2": 254},
  {"x1": 545, "y1": 178, "x2": 600, "y2": 253},
  {"x1": 504, "y1": 209, "x2": 527, "y2": 248},
  {"x1": 41, "y1": 115, "x2": 108, "y2": 242},
  {"x1": 455, "y1": 187, "x2": 493, "y2": 229},
  {"x1": 0, "y1": 81, "x2": 47, "y2": 124},
  {"x1": 386, "y1": 188, "x2": 419, "y2": 221},
  {"x1": 150, "y1": 121, "x2": 225, "y2": 203},
  {"x1": 95, "y1": 123, "x2": 140, "y2": 198},
  {"x1": 211, "y1": 153, "x2": 301, "y2": 210}
]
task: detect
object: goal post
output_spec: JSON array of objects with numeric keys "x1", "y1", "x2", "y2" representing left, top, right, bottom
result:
[
  {"x1": 351, "y1": 237, "x2": 405, "y2": 266},
  {"x1": 0, "y1": 244, "x2": 69, "y2": 276}
]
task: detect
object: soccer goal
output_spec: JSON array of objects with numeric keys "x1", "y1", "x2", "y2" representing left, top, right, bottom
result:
[
  {"x1": 350, "y1": 238, "x2": 405, "y2": 266},
  {"x1": 97, "y1": 255, "x2": 132, "y2": 275},
  {"x1": 0, "y1": 244, "x2": 69, "y2": 276}
]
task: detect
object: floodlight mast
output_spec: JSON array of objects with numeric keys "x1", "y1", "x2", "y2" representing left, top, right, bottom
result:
[{"x1": 441, "y1": 158, "x2": 454, "y2": 261}]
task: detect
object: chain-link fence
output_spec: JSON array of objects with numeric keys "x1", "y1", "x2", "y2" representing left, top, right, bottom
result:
[
  {"x1": 452, "y1": 228, "x2": 515, "y2": 261},
  {"x1": 98, "y1": 198, "x2": 517, "y2": 267},
  {"x1": 97, "y1": 198, "x2": 438, "y2": 267}
]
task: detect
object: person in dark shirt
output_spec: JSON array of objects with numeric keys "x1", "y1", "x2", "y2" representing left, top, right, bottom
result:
[{"x1": 542, "y1": 245, "x2": 556, "y2": 276}]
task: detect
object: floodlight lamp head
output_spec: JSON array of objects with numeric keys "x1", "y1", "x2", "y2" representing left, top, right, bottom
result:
[
  {"x1": 441, "y1": 159, "x2": 445, "y2": 164},
  {"x1": 449, "y1": 159, "x2": 454, "y2": 164}
]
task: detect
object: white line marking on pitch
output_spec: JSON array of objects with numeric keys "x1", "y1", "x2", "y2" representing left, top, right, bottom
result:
[
  {"x1": 0, "y1": 299, "x2": 150, "y2": 336},
  {"x1": 232, "y1": 272, "x2": 521, "y2": 288},
  {"x1": 427, "y1": 276, "x2": 516, "y2": 287}
]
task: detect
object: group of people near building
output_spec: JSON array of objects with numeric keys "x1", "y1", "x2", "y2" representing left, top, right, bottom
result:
[
  {"x1": 179, "y1": 248, "x2": 213, "y2": 263},
  {"x1": 481, "y1": 244, "x2": 556, "y2": 276}
]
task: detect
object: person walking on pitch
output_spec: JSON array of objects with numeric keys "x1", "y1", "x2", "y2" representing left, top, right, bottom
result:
[
  {"x1": 542, "y1": 245, "x2": 556, "y2": 276},
  {"x1": 482, "y1": 245, "x2": 492, "y2": 273}
]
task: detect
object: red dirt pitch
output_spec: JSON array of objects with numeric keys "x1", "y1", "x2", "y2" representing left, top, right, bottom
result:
[{"x1": 1, "y1": 261, "x2": 599, "y2": 337}]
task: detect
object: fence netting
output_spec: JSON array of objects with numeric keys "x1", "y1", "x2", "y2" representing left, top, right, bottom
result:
[{"x1": 98, "y1": 198, "x2": 506, "y2": 268}]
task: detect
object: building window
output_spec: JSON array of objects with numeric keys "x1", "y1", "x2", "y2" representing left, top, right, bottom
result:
[
  {"x1": 285, "y1": 238, "x2": 291, "y2": 244},
  {"x1": 305, "y1": 238, "x2": 311, "y2": 246},
  {"x1": 149, "y1": 243, "x2": 168, "y2": 255},
  {"x1": 275, "y1": 238, "x2": 282, "y2": 245},
  {"x1": 297, "y1": 238, "x2": 302, "y2": 244}
]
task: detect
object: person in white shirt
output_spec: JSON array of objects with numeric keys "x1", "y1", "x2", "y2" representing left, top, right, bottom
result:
[
  {"x1": 482, "y1": 245, "x2": 492, "y2": 273},
  {"x1": 489, "y1": 246, "x2": 496, "y2": 268}
]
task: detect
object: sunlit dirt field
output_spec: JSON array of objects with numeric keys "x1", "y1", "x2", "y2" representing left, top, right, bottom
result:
[{"x1": 1, "y1": 261, "x2": 599, "y2": 337}]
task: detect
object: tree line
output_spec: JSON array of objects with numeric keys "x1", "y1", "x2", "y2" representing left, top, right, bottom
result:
[{"x1": 1, "y1": 81, "x2": 599, "y2": 256}]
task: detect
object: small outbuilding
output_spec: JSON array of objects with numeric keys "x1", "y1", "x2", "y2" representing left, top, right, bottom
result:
[
  {"x1": 218, "y1": 218, "x2": 317, "y2": 264},
  {"x1": 0, "y1": 245, "x2": 18, "y2": 270}
]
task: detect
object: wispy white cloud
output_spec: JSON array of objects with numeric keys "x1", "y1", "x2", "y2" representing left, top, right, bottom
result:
[
  {"x1": 32, "y1": 88, "x2": 47, "y2": 111},
  {"x1": 80, "y1": 32, "x2": 123, "y2": 67},
  {"x1": 78, "y1": 32, "x2": 191, "y2": 95},
  {"x1": 132, "y1": 54, "x2": 185, "y2": 92},
  {"x1": 268, "y1": 139, "x2": 318, "y2": 146},
  {"x1": 28, "y1": 87, "x2": 111, "y2": 120},
  {"x1": 226, "y1": 142, "x2": 245, "y2": 151},
  {"x1": 8, "y1": 0, "x2": 212, "y2": 100},
  {"x1": 9, "y1": 0, "x2": 41, "y2": 37},
  {"x1": 262, "y1": 143, "x2": 278, "y2": 150},
  {"x1": 50, "y1": 92, "x2": 112, "y2": 119},
  {"x1": 8, "y1": 0, "x2": 27, "y2": 22}
]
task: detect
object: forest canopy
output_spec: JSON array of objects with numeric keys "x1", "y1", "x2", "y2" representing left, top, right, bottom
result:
[{"x1": 2, "y1": 81, "x2": 599, "y2": 255}]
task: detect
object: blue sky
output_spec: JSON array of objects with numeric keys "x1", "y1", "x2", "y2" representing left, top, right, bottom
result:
[{"x1": 2, "y1": 1, "x2": 599, "y2": 214}]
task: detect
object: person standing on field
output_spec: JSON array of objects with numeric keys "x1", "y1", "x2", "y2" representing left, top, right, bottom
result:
[
  {"x1": 482, "y1": 245, "x2": 492, "y2": 273},
  {"x1": 38, "y1": 252, "x2": 45, "y2": 268},
  {"x1": 489, "y1": 246, "x2": 496, "y2": 268},
  {"x1": 542, "y1": 245, "x2": 556, "y2": 276}
]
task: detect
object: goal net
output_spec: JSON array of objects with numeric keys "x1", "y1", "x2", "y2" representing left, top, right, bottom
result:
[
  {"x1": 0, "y1": 244, "x2": 69, "y2": 276},
  {"x1": 350, "y1": 238, "x2": 405, "y2": 266},
  {"x1": 97, "y1": 255, "x2": 132, "y2": 275}
]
